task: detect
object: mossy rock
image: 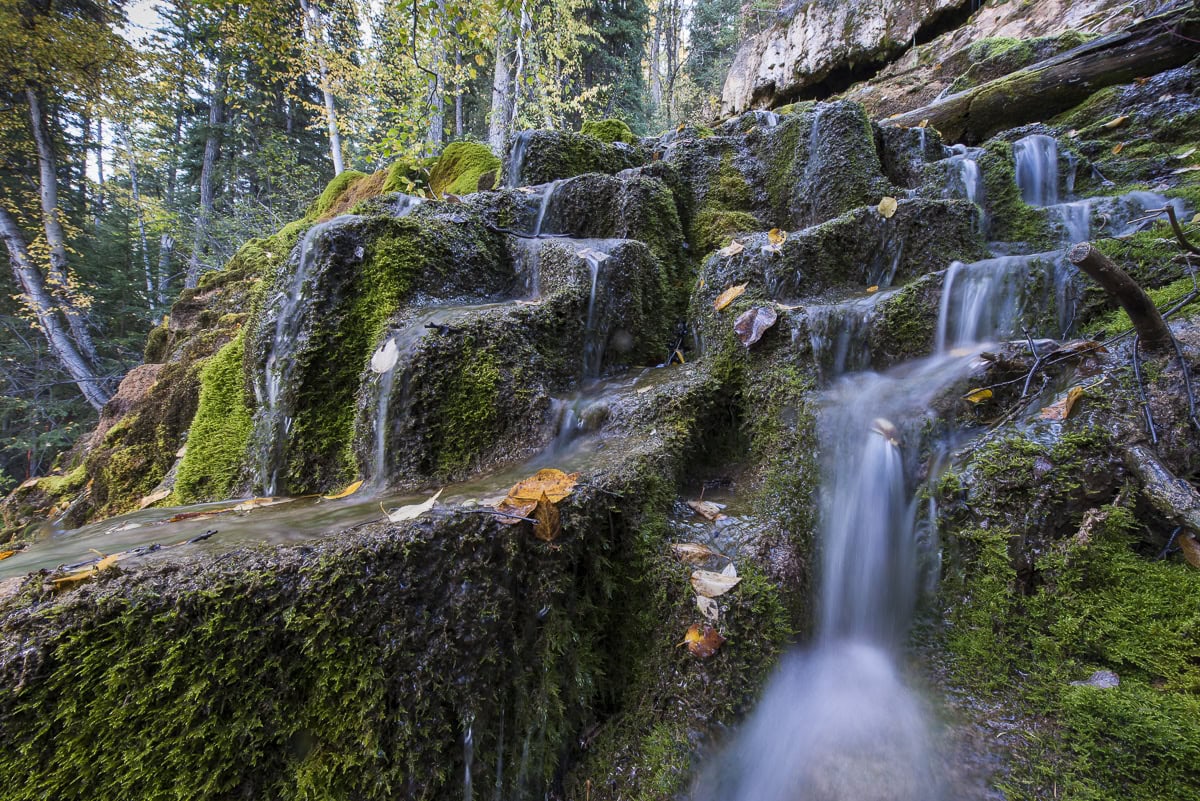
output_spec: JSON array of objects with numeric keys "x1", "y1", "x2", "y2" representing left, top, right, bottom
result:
[
  {"x1": 428, "y1": 141, "x2": 502, "y2": 197},
  {"x1": 308, "y1": 170, "x2": 368, "y2": 219},
  {"x1": 505, "y1": 130, "x2": 645, "y2": 186},
  {"x1": 382, "y1": 154, "x2": 437, "y2": 194},
  {"x1": 581, "y1": 118, "x2": 638, "y2": 145}
]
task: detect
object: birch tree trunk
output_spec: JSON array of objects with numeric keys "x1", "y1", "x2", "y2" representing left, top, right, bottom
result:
[
  {"x1": 487, "y1": 13, "x2": 515, "y2": 153},
  {"x1": 187, "y1": 65, "x2": 227, "y2": 288},
  {"x1": 299, "y1": 0, "x2": 345, "y2": 173},
  {"x1": 117, "y1": 125, "x2": 155, "y2": 303},
  {"x1": 426, "y1": 0, "x2": 447, "y2": 150}
]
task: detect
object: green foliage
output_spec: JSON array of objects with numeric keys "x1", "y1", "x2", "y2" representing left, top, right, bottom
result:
[
  {"x1": 581, "y1": 118, "x2": 637, "y2": 144},
  {"x1": 172, "y1": 333, "x2": 253, "y2": 504},
  {"x1": 427, "y1": 141, "x2": 502, "y2": 196}
]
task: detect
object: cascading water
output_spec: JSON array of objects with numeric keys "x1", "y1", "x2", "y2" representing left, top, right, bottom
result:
[
  {"x1": 579, "y1": 243, "x2": 614, "y2": 379},
  {"x1": 806, "y1": 289, "x2": 899, "y2": 379},
  {"x1": 1013, "y1": 133, "x2": 1060, "y2": 206},
  {"x1": 752, "y1": 109, "x2": 780, "y2": 128},
  {"x1": 531, "y1": 180, "x2": 564, "y2": 237},
  {"x1": 934, "y1": 254, "x2": 1051, "y2": 351},
  {"x1": 507, "y1": 130, "x2": 534, "y2": 188}
]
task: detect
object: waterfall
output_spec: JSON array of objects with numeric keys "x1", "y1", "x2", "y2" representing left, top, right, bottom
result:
[
  {"x1": 579, "y1": 244, "x2": 613, "y2": 378},
  {"x1": 806, "y1": 289, "x2": 898, "y2": 379},
  {"x1": 1013, "y1": 134, "x2": 1059, "y2": 206},
  {"x1": 531, "y1": 180, "x2": 563, "y2": 236},
  {"x1": 507, "y1": 131, "x2": 534, "y2": 188},
  {"x1": 752, "y1": 109, "x2": 780, "y2": 128}
]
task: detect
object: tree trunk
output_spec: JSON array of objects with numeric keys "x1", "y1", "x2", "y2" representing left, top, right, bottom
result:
[
  {"x1": 118, "y1": 125, "x2": 156, "y2": 304},
  {"x1": 426, "y1": 0, "x2": 447, "y2": 151},
  {"x1": 25, "y1": 85, "x2": 100, "y2": 367},
  {"x1": 157, "y1": 234, "x2": 173, "y2": 310},
  {"x1": 455, "y1": 39, "x2": 464, "y2": 138},
  {"x1": 0, "y1": 208, "x2": 110, "y2": 410},
  {"x1": 648, "y1": 12, "x2": 662, "y2": 109},
  {"x1": 299, "y1": 0, "x2": 345, "y2": 173},
  {"x1": 187, "y1": 64, "x2": 227, "y2": 288},
  {"x1": 487, "y1": 13, "x2": 515, "y2": 153},
  {"x1": 1068, "y1": 242, "x2": 1172, "y2": 351},
  {"x1": 884, "y1": 7, "x2": 1200, "y2": 143}
]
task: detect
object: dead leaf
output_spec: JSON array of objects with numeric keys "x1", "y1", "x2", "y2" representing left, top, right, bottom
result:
[
  {"x1": 1171, "y1": 166, "x2": 1200, "y2": 175},
  {"x1": 866, "y1": 285, "x2": 879, "y2": 293},
  {"x1": 734, "y1": 306, "x2": 778, "y2": 348},
  {"x1": 383, "y1": 488, "x2": 444, "y2": 522},
  {"x1": 721, "y1": 562, "x2": 738, "y2": 578},
  {"x1": 670, "y1": 542, "x2": 718, "y2": 563},
  {"x1": 18, "y1": 477, "x2": 39, "y2": 490},
  {"x1": 680, "y1": 623, "x2": 725, "y2": 658},
  {"x1": 1102, "y1": 115, "x2": 1129, "y2": 129},
  {"x1": 1040, "y1": 386, "x2": 1085, "y2": 420},
  {"x1": 964, "y1": 388, "x2": 993, "y2": 404},
  {"x1": 232, "y1": 497, "x2": 294, "y2": 512},
  {"x1": 1179, "y1": 532, "x2": 1200, "y2": 568},
  {"x1": 1193, "y1": 212, "x2": 1200, "y2": 226},
  {"x1": 697, "y1": 595, "x2": 720, "y2": 623},
  {"x1": 52, "y1": 550, "x2": 121, "y2": 590},
  {"x1": 533, "y1": 492, "x2": 562, "y2": 541},
  {"x1": 687, "y1": 501, "x2": 725, "y2": 521},
  {"x1": 323, "y1": 479, "x2": 364, "y2": 500},
  {"x1": 0, "y1": 551, "x2": 16, "y2": 561},
  {"x1": 768, "y1": 228, "x2": 787, "y2": 246},
  {"x1": 917, "y1": 118, "x2": 930, "y2": 129},
  {"x1": 878, "y1": 196, "x2": 898, "y2": 218},
  {"x1": 717, "y1": 240, "x2": 744, "y2": 258},
  {"x1": 713, "y1": 284, "x2": 747, "y2": 312},
  {"x1": 1174, "y1": 148, "x2": 1197, "y2": 160},
  {"x1": 495, "y1": 468, "x2": 580, "y2": 523},
  {"x1": 1111, "y1": 142, "x2": 1125, "y2": 155},
  {"x1": 371, "y1": 338, "x2": 400, "y2": 373},
  {"x1": 691, "y1": 569, "x2": 742, "y2": 597},
  {"x1": 137, "y1": 489, "x2": 171, "y2": 510}
]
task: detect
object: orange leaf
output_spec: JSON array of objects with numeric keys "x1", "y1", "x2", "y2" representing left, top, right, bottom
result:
[
  {"x1": 680, "y1": 624, "x2": 725, "y2": 658},
  {"x1": 1179, "y1": 532, "x2": 1200, "y2": 568},
  {"x1": 0, "y1": 550, "x2": 16, "y2": 561},
  {"x1": 1040, "y1": 386, "x2": 1084, "y2": 420},
  {"x1": 495, "y1": 469, "x2": 579, "y2": 524},
  {"x1": 533, "y1": 492, "x2": 562, "y2": 541},
  {"x1": 713, "y1": 284, "x2": 747, "y2": 312},
  {"x1": 323, "y1": 479, "x2": 364, "y2": 500}
]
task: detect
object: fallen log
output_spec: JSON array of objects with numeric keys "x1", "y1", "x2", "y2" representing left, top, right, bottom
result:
[
  {"x1": 883, "y1": 5, "x2": 1200, "y2": 143},
  {"x1": 1068, "y1": 242, "x2": 1173, "y2": 351},
  {"x1": 1125, "y1": 443, "x2": 1200, "y2": 535}
]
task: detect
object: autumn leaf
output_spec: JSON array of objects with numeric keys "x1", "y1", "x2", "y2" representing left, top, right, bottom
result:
[
  {"x1": 691, "y1": 569, "x2": 742, "y2": 597},
  {"x1": 1040, "y1": 386, "x2": 1084, "y2": 420},
  {"x1": 768, "y1": 228, "x2": 787, "y2": 246},
  {"x1": 383, "y1": 488, "x2": 443, "y2": 522},
  {"x1": 371, "y1": 338, "x2": 400, "y2": 373},
  {"x1": 866, "y1": 285, "x2": 879, "y2": 293},
  {"x1": 1102, "y1": 115, "x2": 1130, "y2": 129},
  {"x1": 495, "y1": 468, "x2": 580, "y2": 524},
  {"x1": 232, "y1": 497, "x2": 294, "y2": 512},
  {"x1": 323, "y1": 479, "x2": 364, "y2": 500},
  {"x1": 734, "y1": 306, "x2": 778, "y2": 348},
  {"x1": 137, "y1": 488, "x2": 171, "y2": 510},
  {"x1": 0, "y1": 550, "x2": 16, "y2": 561},
  {"x1": 670, "y1": 542, "x2": 719, "y2": 563},
  {"x1": 533, "y1": 492, "x2": 562, "y2": 541},
  {"x1": 713, "y1": 284, "x2": 747, "y2": 312},
  {"x1": 871, "y1": 417, "x2": 901, "y2": 447},
  {"x1": 680, "y1": 623, "x2": 725, "y2": 658},
  {"x1": 687, "y1": 500, "x2": 725, "y2": 521},
  {"x1": 717, "y1": 239, "x2": 744, "y2": 258},
  {"x1": 1111, "y1": 142, "x2": 1125, "y2": 155},
  {"x1": 697, "y1": 595, "x2": 720, "y2": 623},
  {"x1": 1179, "y1": 532, "x2": 1200, "y2": 569},
  {"x1": 878, "y1": 196, "x2": 898, "y2": 218},
  {"x1": 52, "y1": 550, "x2": 121, "y2": 590},
  {"x1": 917, "y1": 118, "x2": 930, "y2": 129},
  {"x1": 964, "y1": 388, "x2": 993, "y2": 404}
]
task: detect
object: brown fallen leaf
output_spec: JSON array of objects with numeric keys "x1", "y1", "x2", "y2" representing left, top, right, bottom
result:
[
  {"x1": 964, "y1": 388, "x2": 993, "y2": 404},
  {"x1": 671, "y1": 542, "x2": 718, "y2": 563},
  {"x1": 917, "y1": 118, "x2": 930, "y2": 129},
  {"x1": 713, "y1": 284, "x2": 747, "y2": 312},
  {"x1": 52, "y1": 549, "x2": 121, "y2": 590},
  {"x1": 533, "y1": 492, "x2": 562, "y2": 541},
  {"x1": 1102, "y1": 115, "x2": 1130, "y2": 129},
  {"x1": 734, "y1": 306, "x2": 778, "y2": 348},
  {"x1": 232, "y1": 497, "x2": 295, "y2": 512},
  {"x1": 866, "y1": 285, "x2": 879, "y2": 293},
  {"x1": 18, "y1": 477, "x2": 39, "y2": 490},
  {"x1": 687, "y1": 501, "x2": 725, "y2": 521},
  {"x1": 680, "y1": 623, "x2": 725, "y2": 658},
  {"x1": 1040, "y1": 386, "x2": 1084, "y2": 420},
  {"x1": 878, "y1": 196, "x2": 898, "y2": 218},
  {"x1": 691, "y1": 569, "x2": 742, "y2": 597},
  {"x1": 137, "y1": 488, "x2": 171, "y2": 510},
  {"x1": 322, "y1": 479, "x2": 364, "y2": 500},
  {"x1": 1111, "y1": 142, "x2": 1125, "y2": 155},
  {"x1": 495, "y1": 468, "x2": 580, "y2": 524},
  {"x1": 1175, "y1": 147, "x2": 1197, "y2": 160},
  {"x1": 697, "y1": 595, "x2": 720, "y2": 623},
  {"x1": 717, "y1": 240, "x2": 744, "y2": 258},
  {"x1": 1179, "y1": 532, "x2": 1200, "y2": 568}
]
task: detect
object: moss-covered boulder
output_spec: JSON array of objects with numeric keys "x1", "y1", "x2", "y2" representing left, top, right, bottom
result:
[
  {"x1": 428, "y1": 141, "x2": 502, "y2": 197},
  {"x1": 505, "y1": 130, "x2": 645, "y2": 187},
  {"x1": 581, "y1": 118, "x2": 638, "y2": 145}
]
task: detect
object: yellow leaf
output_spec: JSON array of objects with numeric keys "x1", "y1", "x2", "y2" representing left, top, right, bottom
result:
[
  {"x1": 1040, "y1": 385, "x2": 1084, "y2": 420},
  {"x1": 0, "y1": 550, "x2": 16, "y2": 561},
  {"x1": 1102, "y1": 115, "x2": 1130, "y2": 129},
  {"x1": 1192, "y1": 213, "x2": 1200, "y2": 226},
  {"x1": 533, "y1": 492, "x2": 562, "y2": 541},
  {"x1": 745, "y1": 125, "x2": 757, "y2": 135},
  {"x1": 1111, "y1": 142, "x2": 1125, "y2": 155},
  {"x1": 383, "y1": 488, "x2": 443, "y2": 522},
  {"x1": 964, "y1": 388, "x2": 993, "y2": 404},
  {"x1": 680, "y1": 623, "x2": 725, "y2": 658},
  {"x1": 137, "y1": 488, "x2": 171, "y2": 509},
  {"x1": 866, "y1": 285, "x2": 879, "y2": 293},
  {"x1": 713, "y1": 283, "x2": 747, "y2": 312},
  {"x1": 767, "y1": 228, "x2": 787, "y2": 246},
  {"x1": 917, "y1": 118, "x2": 930, "y2": 129},
  {"x1": 670, "y1": 542, "x2": 719, "y2": 563},
  {"x1": 495, "y1": 469, "x2": 580, "y2": 524},
  {"x1": 231, "y1": 497, "x2": 295, "y2": 512},
  {"x1": 717, "y1": 239, "x2": 744, "y2": 258},
  {"x1": 878, "y1": 196, "x2": 898, "y2": 218},
  {"x1": 323, "y1": 479, "x2": 364, "y2": 500},
  {"x1": 690, "y1": 569, "x2": 742, "y2": 597}
]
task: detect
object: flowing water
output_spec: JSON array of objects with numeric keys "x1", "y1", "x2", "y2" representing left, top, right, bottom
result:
[
  {"x1": 806, "y1": 288, "x2": 900, "y2": 379},
  {"x1": 506, "y1": 130, "x2": 534, "y2": 188}
]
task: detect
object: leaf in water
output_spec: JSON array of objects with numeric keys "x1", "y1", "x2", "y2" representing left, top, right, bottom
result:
[
  {"x1": 1040, "y1": 385, "x2": 1085, "y2": 420},
  {"x1": 713, "y1": 283, "x2": 747, "y2": 312},
  {"x1": 371, "y1": 338, "x2": 400, "y2": 374},
  {"x1": 691, "y1": 569, "x2": 742, "y2": 597},
  {"x1": 138, "y1": 489, "x2": 171, "y2": 510},
  {"x1": 670, "y1": 542, "x2": 718, "y2": 563},
  {"x1": 0, "y1": 550, "x2": 15, "y2": 561},
  {"x1": 1111, "y1": 142, "x2": 1125, "y2": 155},
  {"x1": 232, "y1": 497, "x2": 295, "y2": 512},
  {"x1": 323, "y1": 479, "x2": 364, "y2": 500},
  {"x1": 495, "y1": 469, "x2": 580, "y2": 524},
  {"x1": 1102, "y1": 114, "x2": 1130, "y2": 129},
  {"x1": 687, "y1": 500, "x2": 725, "y2": 521},
  {"x1": 717, "y1": 240, "x2": 744, "y2": 258},
  {"x1": 721, "y1": 562, "x2": 738, "y2": 578},
  {"x1": 866, "y1": 285, "x2": 879, "y2": 293},
  {"x1": 1171, "y1": 166, "x2": 1200, "y2": 175},
  {"x1": 52, "y1": 550, "x2": 121, "y2": 590},
  {"x1": 1179, "y1": 532, "x2": 1200, "y2": 568},
  {"x1": 878, "y1": 196, "x2": 898, "y2": 218},
  {"x1": 533, "y1": 492, "x2": 562, "y2": 541},
  {"x1": 964, "y1": 388, "x2": 993, "y2": 404},
  {"x1": 384, "y1": 488, "x2": 444, "y2": 522},
  {"x1": 697, "y1": 595, "x2": 720, "y2": 623},
  {"x1": 680, "y1": 623, "x2": 725, "y2": 658},
  {"x1": 768, "y1": 228, "x2": 788, "y2": 246},
  {"x1": 734, "y1": 306, "x2": 778, "y2": 348}
]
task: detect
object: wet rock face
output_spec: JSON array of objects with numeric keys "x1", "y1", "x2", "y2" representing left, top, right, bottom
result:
[
  {"x1": 721, "y1": 0, "x2": 970, "y2": 114},
  {"x1": 503, "y1": 130, "x2": 646, "y2": 187}
]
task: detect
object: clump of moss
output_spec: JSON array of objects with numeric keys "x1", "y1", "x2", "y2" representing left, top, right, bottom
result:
[
  {"x1": 977, "y1": 139, "x2": 1055, "y2": 247},
  {"x1": 382, "y1": 155, "x2": 436, "y2": 194},
  {"x1": 582, "y1": 118, "x2": 638, "y2": 145},
  {"x1": 431, "y1": 342, "x2": 501, "y2": 476},
  {"x1": 172, "y1": 333, "x2": 253, "y2": 503},
  {"x1": 143, "y1": 320, "x2": 169, "y2": 363},
  {"x1": 692, "y1": 209, "x2": 760, "y2": 253},
  {"x1": 428, "y1": 141, "x2": 502, "y2": 197},
  {"x1": 308, "y1": 170, "x2": 367, "y2": 219}
]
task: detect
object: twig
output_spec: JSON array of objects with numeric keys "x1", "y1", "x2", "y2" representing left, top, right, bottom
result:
[
  {"x1": 1156, "y1": 526, "x2": 1182, "y2": 559},
  {"x1": 1131, "y1": 334, "x2": 1159, "y2": 444},
  {"x1": 457, "y1": 508, "x2": 537, "y2": 523},
  {"x1": 1163, "y1": 204, "x2": 1200, "y2": 256},
  {"x1": 1020, "y1": 328, "x2": 1044, "y2": 398}
]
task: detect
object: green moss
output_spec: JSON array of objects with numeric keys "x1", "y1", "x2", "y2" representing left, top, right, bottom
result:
[
  {"x1": 308, "y1": 170, "x2": 367, "y2": 219},
  {"x1": 172, "y1": 333, "x2": 253, "y2": 504},
  {"x1": 382, "y1": 155, "x2": 436, "y2": 194},
  {"x1": 142, "y1": 321, "x2": 169, "y2": 363},
  {"x1": 428, "y1": 141, "x2": 502, "y2": 197},
  {"x1": 432, "y1": 342, "x2": 501, "y2": 476},
  {"x1": 581, "y1": 118, "x2": 638, "y2": 145},
  {"x1": 978, "y1": 140, "x2": 1055, "y2": 247},
  {"x1": 692, "y1": 209, "x2": 760, "y2": 253}
]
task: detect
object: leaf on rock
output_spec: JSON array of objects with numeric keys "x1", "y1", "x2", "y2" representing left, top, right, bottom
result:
[
  {"x1": 323, "y1": 479, "x2": 364, "y2": 500},
  {"x1": 767, "y1": 228, "x2": 787, "y2": 246},
  {"x1": 1192, "y1": 212, "x2": 1200, "y2": 226},
  {"x1": 713, "y1": 283, "x2": 747, "y2": 312},
  {"x1": 734, "y1": 306, "x2": 778, "y2": 348},
  {"x1": 877, "y1": 196, "x2": 898, "y2": 218},
  {"x1": 533, "y1": 492, "x2": 562, "y2": 541},
  {"x1": 1111, "y1": 142, "x2": 1125, "y2": 155},
  {"x1": 671, "y1": 542, "x2": 718, "y2": 563},
  {"x1": 917, "y1": 118, "x2": 930, "y2": 129},
  {"x1": 687, "y1": 500, "x2": 725, "y2": 521},
  {"x1": 964, "y1": 388, "x2": 993, "y2": 404},
  {"x1": 697, "y1": 595, "x2": 720, "y2": 623},
  {"x1": 721, "y1": 562, "x2": 738, "y2": 578},
  {"x1": 1040, "y1": 386, "x2": 1084, "y2": 420},
  {"x1": 1102, "y1": 115, "x2": 1130, "y2": 129},
  {"x1": 1175, "y1": 147, "x2": 1197, "y2": 160},
  {"x1": 691, "y1": 569, "x2": 742, "y2": 597},
  {"x1": 371, "y1": 338, "x2": 400, "y2": 374},
  {"x1": 495, "y1": 468, "x2": 579, "y2": 524},
  {"x1": 0, "y1": 550, "x2": 16, "y2": 561},
  {"x1": 680, "y1": 623, "x2": 725, "y2": 658},
  {"x1": 1179, "y1": 532, "x2": 1200, "y2": 568},
  {"x1": 137, "y1": 489, "x2": 171, "y2": 510},
  {"x1": 717, "y1": 240, "x2": 744, "y2": 258},
  {"x1": 384, "y1": 488, "x2": 444, "y2": 522},
  {"x1": 1066, "y1": 129, "x2": 1080, "y2": 138}
]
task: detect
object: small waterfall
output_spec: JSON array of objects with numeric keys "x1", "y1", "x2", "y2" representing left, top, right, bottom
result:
[
  {"x1": 935, "y1": 255, "x2": 1042, "y2": 350},
  {"x1": 392, "y1": 194, "x2": 424, "y2": 216},
  {"x1": 510, "y1": 237, "x2": 543, "y2": 298},
  {"x1": 463, "y1": 714, "x2": 474, "y2": 801},
  {"x1": 1013, "y1": 134, "x2": 1060, "y2": 206},
  {"x1": 507, "y1": 131, "x2": 534, "y2": 188},
  {"x1": 580, "y1": 245, "x2": 612, "y2": 378},
  {"x1": 946, "y1": 144, "x2": 985, "y2": 231},
  {"x1": 752, "y1": 109, "x2": 780, "y2": 128},
  {"x1": 531, "y1": 180, "x2": 564, "y2": 237},
  {"x1": 806, "y1": 290, "x2": 898, "y2": 380}
]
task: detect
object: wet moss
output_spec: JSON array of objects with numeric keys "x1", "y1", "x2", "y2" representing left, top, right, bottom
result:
[
  {"x1": 692, "y1": 209, "x2": 760, "y2": 254},
  {"x1": 142, "y1": 320, "x2": 169, "y2": 363},
  {"x1": 382, "y1": 155, "x2": 436, "y2": 194},
  {"x1": 172, "y1": 333, "x2": 253, "y2": 504},
  {"x1": 431, "y1": 342, "x2": 502, "y2": 476},
  {"x1": 977, "y1": 140, "x2": 1055, "y2": 247},
  {"x1": 582, "y1": 119, "x2": 638, "y2": 145},
  {"x1": 428, "y1": 141, "x2": 502, "y2": 197},
  {"x1": 309, "y1": 170, "x2": 368, "y2": 219}
]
